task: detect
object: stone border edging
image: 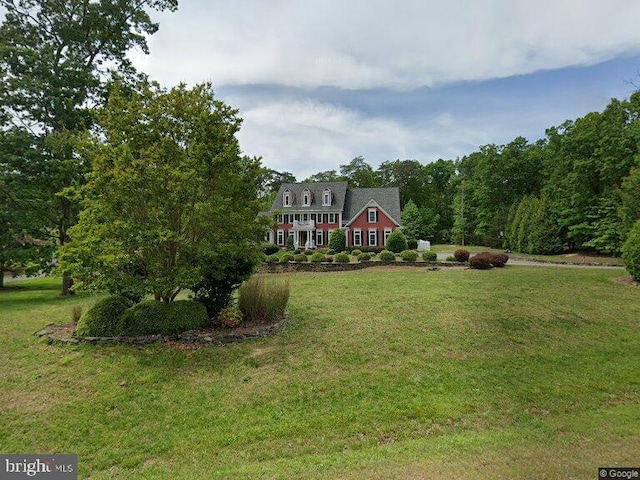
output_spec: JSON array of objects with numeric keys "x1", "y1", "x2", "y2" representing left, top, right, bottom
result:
[{"x1": 35, "y1": 313, "x2": 289, "y2": 346}]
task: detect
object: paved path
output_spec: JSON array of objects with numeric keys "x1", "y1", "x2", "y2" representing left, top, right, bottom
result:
[{"x1": 436, "y1": 252, "x2": 625, "y2": 269}]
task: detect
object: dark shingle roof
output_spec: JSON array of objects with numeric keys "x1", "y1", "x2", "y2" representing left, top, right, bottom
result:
[
  {"x1": 343, "y1": 187, "x2": 401, "y2": 226},
  {"x1": 270, "y1": 182, "x2": 348, "y2": 212}
]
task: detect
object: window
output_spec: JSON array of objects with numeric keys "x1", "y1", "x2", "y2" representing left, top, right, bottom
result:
[
  {"x1": 317, "y1": 213, "x2": 323, "y2": 224},
  {"x1": 302, "y1": 188, "x2": 311, "y2": 207},
  {"x1": 353, "y1": 229, "x2": 362, "y2": 247},
  {"x1": 290, "y1": 215, "x2": 294, "y2": 225},
  {"x1": 277, "y1": 214, "x2": 284, "y2": 224},
  {"x1": 368, "y1": 229, "x2": 377, "y2": 247},
  {"x1": 322, "y1": 189, "x2": 332, "y2": 206},
  {"x1": 283, "y1": 189, "x2": 292, "y2": 207},
  {"x1": 302, "y1": 213, "x2": 309, "y2": 222},
  {"x1": 384, "y1": 228, "x2": 393, "y2": 245},
  {"x1": 277, "y1": 230, "x2": 285, "y2": 246},
  {"x1": 368, "y1": 208, "x2": 378, "y2": 223},
  {"x1": 316, "y1": 229, "x2": 324, "y2": 246},
  {"x1": 328, "y1": 213, "x2": 336, "y2": 224}
]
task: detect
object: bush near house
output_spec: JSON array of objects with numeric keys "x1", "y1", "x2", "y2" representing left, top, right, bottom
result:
[
  {"x1": 357, "y1": 253, "x2": 373, "y2": 262},
  {"x1": 422, "y1": 251, "x2": 437, "y2": 262},
  {"x1": 329, "y1": 229, "x2": 346, "y2": 253},
  {"x1": 334, "y1": 252, "x2": 351, "y2": 263},
  {"x1": 379, "y1": 250, "x2": 396, "y2": 262},
  {"x1": 351, "y1": 249, "x2": 363, "y2": 257},
  {"x1": 446, "y1": 255, "x2": 457, "y2": 262},
  {"x1": 454, "y1": 249, "x2": 470, "y2": 262},
  {"x1": 286, "y1": 235, "x2": 295, "y2": 251},
  {"x1": 280, "y1": 253, "x2": 294, "y2": 263},
  {"x1": 326, "y1": 255, "x2": 334, "y2": 263},
  {"x1": 386, "y1": 230, "x2": 408, "y2": 253},
  {"x1": 622, "y1": 219, "x2": 640, "y2": 281},
  {"x1": 293, "y1": 254, "x2": 308, "y2": 262},
  {"x1": 262, "y1": 243, "x2": 279, "y2": 255},
  {"x1": 407, "y1": 239, "x2": 418, "y2": 250},
  {"x1": 75, "y1": 296, "x2": 134, "y2": 337},
  {"x1": 469, "y1": 252, "x2": 493, "y2": 269},
  {"x1": 265, "y1": 254, "x2": 279, "y2": 264},
  {"x1": 400, "y1": 250, "x2": 419, "y2": 262},
  {"x1": 311, "y1": 252, "x2": 327, "y2": 263}
]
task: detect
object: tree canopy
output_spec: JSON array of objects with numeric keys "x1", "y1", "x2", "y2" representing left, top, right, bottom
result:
[{"x1": 58, "y1": 82, "x2": 268, "y2": 303}]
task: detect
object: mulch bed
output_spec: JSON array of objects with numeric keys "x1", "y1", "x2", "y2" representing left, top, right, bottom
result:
[
  {"x1": 35, "y1": 313, "x2": 289, "y2": 347},
  {"x1": 614, "y1": 276, "x2": 640, "y2": 287}
]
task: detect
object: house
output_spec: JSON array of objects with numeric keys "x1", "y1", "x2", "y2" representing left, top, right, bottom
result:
[{"x1": 266, "y1": 182, "x2": 401, "y2": 250}]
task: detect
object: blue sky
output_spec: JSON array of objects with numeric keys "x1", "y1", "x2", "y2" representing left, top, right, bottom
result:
[{"x1": 128, "y1": 1, "x2": 640, "y2": 180}]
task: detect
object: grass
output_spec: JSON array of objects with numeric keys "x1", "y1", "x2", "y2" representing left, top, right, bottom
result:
[{"x1": 1, "y1": 268, "x2": 639, "y2": 478}]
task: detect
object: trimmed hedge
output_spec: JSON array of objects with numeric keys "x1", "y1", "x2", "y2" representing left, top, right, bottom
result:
[
  {"x1": 265, "y1": 254, "x2": 279, "y2": 264},
  {"x1": 400, "y1": 250, "x2": 419, "y2": 262},
  {"x1": 357, "y1": 252, "x2": 373, "y2": 262},
  {"x1": 75, "y1": 296, "x2": 134, "y2": 337},
  {"x1": 293, "y1": 254, "x2": 308, "y2": 262},
  {"x1": 118, "y1": 300, "x2": 209, "y2": 336},
  {"x1": 334, "y1": 252, "x2": 350, "y2": 263},
  {"x1": 422, "y1": 251, "x2": 437, "y2": 262},
  {"x1": 280, "y1": 253, "x2": 294, "y2": 263},
  {"x1": 351, "y1": 249, "x2": 363, "y2": 257},
  {"x1": 310, "y1": 252, "x2": 327, "y2": 263},
  {"x1": 407, "y1": 239, "x2": 418, "y2": 250},
  {"x1": 469, "y1": 252, "x2": 493, "y2": 269},
  {"x1": 379, "y1": 250, "x2": 396, "y2": 262},
  {"x1": 454, "y1": 249, "x2": 470, "y2": 262}
]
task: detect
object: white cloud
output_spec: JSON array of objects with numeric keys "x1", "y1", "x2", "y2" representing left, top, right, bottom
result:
[
  {"x1": 232, "y1": 98, "x2": 490, "y2": 179},
  {"x1": 131, "y1": 0, "x2": 640, "y2": 89}
]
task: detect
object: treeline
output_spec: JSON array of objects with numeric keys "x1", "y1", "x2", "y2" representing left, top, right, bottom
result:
[{"x1": 263, "y1": 93, "x2": 640, "y2": 255}]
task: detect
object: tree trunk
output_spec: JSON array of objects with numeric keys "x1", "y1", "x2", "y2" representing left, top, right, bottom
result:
[
  {"x1": 0, "y1": 270, "x2": 4, "y2": 290},
  {"x1": 61, "y1": 273, "x2": 74, "y2": 296}
]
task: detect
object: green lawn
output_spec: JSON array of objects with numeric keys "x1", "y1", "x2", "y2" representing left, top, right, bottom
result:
[{"x1": 1, "y1": 267, "x2": 639, "y2": 479}]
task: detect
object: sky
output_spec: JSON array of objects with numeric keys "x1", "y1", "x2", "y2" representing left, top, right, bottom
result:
[{"x1": 128, "y1": 0, "x2": 640, "y2": 180}]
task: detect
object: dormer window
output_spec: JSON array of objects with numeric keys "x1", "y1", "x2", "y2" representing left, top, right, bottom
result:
[
  {"x1": 302, "y1": 188, "x2": 311, "y2": 207},
  {"x1": 283, "y1": 189, "x2": 292, "y2": 207},
  {"x1": 322, "y1": 188, "x2": 332, "y2": 206}
]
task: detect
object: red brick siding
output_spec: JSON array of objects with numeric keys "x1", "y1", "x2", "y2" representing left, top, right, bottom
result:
[{"x1": 348, "y1": 207, "x2": 397, "y2": 247}]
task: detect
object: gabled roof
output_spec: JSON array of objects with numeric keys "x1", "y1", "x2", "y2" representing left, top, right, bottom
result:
[
  {"x1": 271, "y1": 182, "x2": 348, "y2": 212},
  {"x1": 343, "y1": 187, "x2": 401, "y2": 226}
]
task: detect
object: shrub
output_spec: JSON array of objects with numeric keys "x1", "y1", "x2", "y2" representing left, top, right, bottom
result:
[
  {"x1": 622, "y1": 219, "x2": 640, "y2": 281},
  {"x1": 400, "y1": 250, "x2": 418, "y2": 262},
  {"x1": 357, "y1": 252, "x2": 373, "y2": 262},
  {"x1": 217, "y1": 306, "x2": 244, "y2": 328},
  {"x1": 304, "y1": 249, "x2": 314, "y2": 255},
  {"x1": 328, "y1": 229, "x2": 346, "y2": 253},
  {"x1": 311, "y1": 252, "x2": 327, "y2": 263},
  {"x1": 326, "y1": 248, "x2": 336, "y2": 255},
  {"x1": 191, "y1": 251, "x2": 257, "y2": 318},
  {"x1": 469, "y1": 252, "x2": 493, "y2": 269},
  {"x1": 280, "y1": 253, "x2": 294, "y2": 263},
  {"x1": 286, "y1": 235, "x2": 295, "y2": 251},
  {"x1": 407, "y1": 238, "x2": 418, "y2": 250},
  {"x1": 326, "y1": 255, "x2": 334, "y2": 263},
  {"x1": 422, "y1": 251, "x2": 437, "y2": 262},
  {"x1": 262, "y1": 242, "x2": 279, "y2": 255},
  {"x1": 445, "y1": 255, "x2": 457, "y2": 262},
  {"x1": 386, "y1": 230, "x2": 407, "y2": 253},
  {"x1": 379, "y1": 250, "x2": 396, "y2": 262},
  {"x1": 117, "y1": 300, "x2": 208, "y2": 336},
  {"x1": 293, "y1": 254, "x2": 308, "y2": 262},
  {"x1": 238, "y1": 276, "x2": 290, "y2": 324},
  {"x1": 75, "y1": 296, "x2": 134, "y2": 337},
  {"x1": 361, "y1": 247, "x2": 384, "y2": 254},
  {"x1": 490, "y1": 253, "x2": 509, "y2": 268},
  {"x1": 454, "y1": 249, "x2": 470, "y2": 262},
  {"x1": 334, "y1": 252, "x2": 350, "y2": 263},
  {"x1": 351, "y1": 249, "x2": 363, "y2": 257},
  {"x1": 266, "y1": 254, "x2": 279, "y2": 264},
  {"x1": 71, "y1": 305, "x2": 83, "y2": 324}
]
